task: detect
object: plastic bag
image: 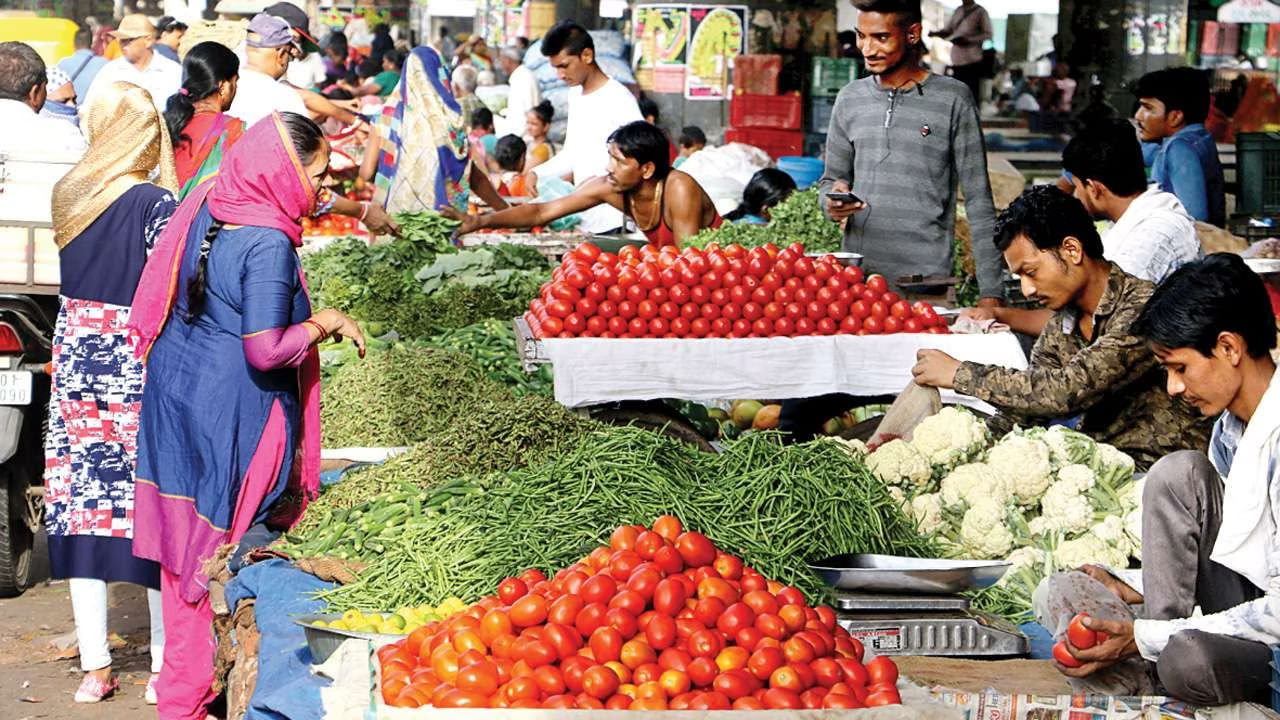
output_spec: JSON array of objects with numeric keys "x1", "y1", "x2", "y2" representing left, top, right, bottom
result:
[{"x1": 534, "y1": 177, "x2": 582, "y2": 231}]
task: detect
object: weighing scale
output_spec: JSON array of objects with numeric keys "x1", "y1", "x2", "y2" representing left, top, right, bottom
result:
[{"x1": 811, "y1": 554, "x2": 1029, "y2": 658}]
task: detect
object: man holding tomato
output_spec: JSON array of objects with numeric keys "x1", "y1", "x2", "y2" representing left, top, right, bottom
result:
[
  {"x1": 910, "y1": 186, "x2": 1210, "y2": 470},
  {"x1": 1033, "y1": 254, "x2": 1279, "y2": 706},
  {"x1": 819, "y1": 0, "x2": 1003, "y2": 307}
]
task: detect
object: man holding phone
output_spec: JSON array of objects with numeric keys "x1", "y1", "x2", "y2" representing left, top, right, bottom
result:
[{"x1": 819, "y1": 0, "x2": 1002, "y2": 306}]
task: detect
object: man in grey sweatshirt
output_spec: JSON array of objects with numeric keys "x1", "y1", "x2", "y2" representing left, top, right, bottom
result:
[
  {"x1": 781, "y1": 0, "x2": 1002, "y2": 443},
  {"x1": 819, "y1": 0, "x2": 1003, "y2": 306}
]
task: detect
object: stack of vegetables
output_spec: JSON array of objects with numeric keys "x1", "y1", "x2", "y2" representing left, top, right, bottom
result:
[
  {"x1": 376, "y1": 516, "x2": 903, "y2": 710},
  {"x1": 287, "y1": 428, "x2": 934, "y2": 613},
  {"x1": 841, "y1": 407, "x2": 1142, "y2": 619},
  {"x1": 527, "y1": 241, "x2": 949, "y2": 339},
  {"x1": 685, "y1": 188, "x2": 843, "y2": 253}
]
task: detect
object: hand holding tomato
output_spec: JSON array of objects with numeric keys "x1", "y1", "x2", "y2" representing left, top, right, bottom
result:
[
  {"x1": 1054, "y1": 616, "x2": 1138, "y2": 678},
  {"x1": 910, "y1": 348, "x2": 961, "y2": 389}
]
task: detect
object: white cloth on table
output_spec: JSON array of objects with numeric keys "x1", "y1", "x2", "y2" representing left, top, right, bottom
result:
[
  {"x1": 540, "y1": 332, "x2": 1028, "y2": 410},
  {"x1": 228, "y1": 68, "x2": 309, "y2": 127},
  {"x1": 83, "y1": 54, "x2": 181, "y2": 115},
  {"x1": 529, "y1": 78, "x2": 642, "y2": 233}
]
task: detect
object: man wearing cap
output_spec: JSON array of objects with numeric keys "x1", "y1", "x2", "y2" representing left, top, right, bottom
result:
[
  {"x1": 0, "y1": 41, "x2": 87, "y2": 157},
  {"x1": 83, "y1": 13, "x2": 181, "y2": 114},
  {"x1": 153, "y1": 16, "x2": 187, "y2": 63},
  {"x1": 263, "y1": 2, "x2": 363, "y2": 127},
  {"x1": 228, "y1": 13, "x2": 309, "y2": 127}
]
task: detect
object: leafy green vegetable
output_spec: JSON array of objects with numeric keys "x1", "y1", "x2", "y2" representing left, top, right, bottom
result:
[{"x1": 687, "y1": 188, "x2": 842, "y2": 253}]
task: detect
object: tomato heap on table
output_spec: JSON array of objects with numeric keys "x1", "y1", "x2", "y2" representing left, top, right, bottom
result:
[
  {"x1": 526, "y1": 242, "x2": 949, "y2": 339},
  {"x1": 376, "y1": 516, "x2": 902, "y2": 710}
]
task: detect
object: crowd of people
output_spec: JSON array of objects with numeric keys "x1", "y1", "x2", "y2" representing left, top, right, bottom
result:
[{"x1": 2, "y1": 0, "x2": 1277, "y2": 712}]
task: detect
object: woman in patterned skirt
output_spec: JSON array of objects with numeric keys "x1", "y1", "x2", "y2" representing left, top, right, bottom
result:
[{"x1": 47, "y1": 81, "x2": 178, "y2": 704}]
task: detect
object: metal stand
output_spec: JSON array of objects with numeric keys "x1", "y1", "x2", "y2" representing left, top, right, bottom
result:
[{"x1": 834, "y1": 591, "x2": 1028, "y2": 657}]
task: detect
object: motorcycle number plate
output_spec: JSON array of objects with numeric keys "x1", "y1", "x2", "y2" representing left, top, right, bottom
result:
[{"x1": 0, "y1": 371, "x2": 32, "y2": 405}]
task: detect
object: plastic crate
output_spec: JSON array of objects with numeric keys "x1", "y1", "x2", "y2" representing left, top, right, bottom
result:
[
  {"x1": 729, "y1": 92, "x2": 804, "y2": 129},
  {"x1": 733, "y1": 54, "x2": 782, "y2": 95},
  {"x1": 810, "y1": 95, "x2": 837, "y2": 134},
  {"x1": 1269, "y1": 23, "x2": 1280, "y2": 57},
  {"x1": 811, "y1": 57, "x2": 859, "y2": 97},
  {"x1": 1237, "y1": 132, "x2": 1280, "y2": 215},
  {"x1": 724, "y1": 128, "x2": 805, "y2": 161}
]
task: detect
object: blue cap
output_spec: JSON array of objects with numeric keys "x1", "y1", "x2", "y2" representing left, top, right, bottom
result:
[{"x1": 246, "y1": 13, "x2": 297, "y2": 49}]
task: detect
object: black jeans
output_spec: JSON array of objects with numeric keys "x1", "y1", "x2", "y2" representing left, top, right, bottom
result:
[{"x1": 950, "y1": 62, "x2": 984, "y2": 104}]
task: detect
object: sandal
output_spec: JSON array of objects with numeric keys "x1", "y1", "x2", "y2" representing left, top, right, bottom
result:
[{"x1": 74, "y1": 672, "x2": 119, "y2": 703}]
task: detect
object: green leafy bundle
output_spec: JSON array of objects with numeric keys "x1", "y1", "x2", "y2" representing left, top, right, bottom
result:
[{"x1": 687, "y1": 188, "x2": 842, "y2": 253}]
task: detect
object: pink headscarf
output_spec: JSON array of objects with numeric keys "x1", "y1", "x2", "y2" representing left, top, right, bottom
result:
[{"x1": 129, "y1": 113, "x2": 323, "y2": 511}]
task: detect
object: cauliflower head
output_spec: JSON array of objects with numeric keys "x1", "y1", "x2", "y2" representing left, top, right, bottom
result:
[
  {"x1": 1093, "y1": 443, "x2": 1136, "y2": 487},
  {"x1": 998, "y1": 546, "x2": 1048, "y2": 586},
  {"x1": 986, "y1": 434, "x2": 1053, "y2": 506},
  {"x1": 940, "y1": 462, "x2": 1012, "y2": 508},
  {"x1": 910, "y1": 407, "x2": 989, "y2": 468},
  {"x1": 1038, "y1": 425, "x2": 1098, "y2": 467},
  {"x1": 828, "y1": 436, "x2": 869, "y2": 458},
  {"x1": 1053, "y1": 534, "x2": 1129, "y2": 570},
  {"x1": 1055, "y1": 463, "x2": 1097, "y2": 494},
  {"x1": 958, "y1": 499, "x2": 1015, "y2": 559},
  {"x1": 1036, "y1": 479, "x2": 1094, "y2": 536},
  {"x1": 1124, "y1": 507, "x2": 1142, "y2": 561},
  {"x1": 1090, "y1": 515, "x2": 1132, "y2": 557},
  {"x1": 909, "y1": 493, "x2": 946, "y2": 535},
  {"x1": 866, "y1": 439, "x2": 933, "y2": 491}
]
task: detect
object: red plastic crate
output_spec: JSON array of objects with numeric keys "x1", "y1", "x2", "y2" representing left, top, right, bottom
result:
[
  {"x1": 1268, "y1": 23, "x2": 1280, "y2": 57},
  {"x1": 725, "y1": 128, "x2": 805, "y2": 160},
  {"x1": 733, "y1": 55, "x2": 782, "y2": 95},
  {"x1": 729, "y1": 92, "x2": 804, "y2": 129}
]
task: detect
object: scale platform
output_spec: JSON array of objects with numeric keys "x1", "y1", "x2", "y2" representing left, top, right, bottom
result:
[{"x1": 834, "y1": 590, "x2": 1028, "y2": 657}]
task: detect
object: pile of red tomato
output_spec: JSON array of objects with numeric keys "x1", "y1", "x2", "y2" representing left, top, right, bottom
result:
[
  {"x1": 376, "y1": 516, "x2": 902, "y2": 711},
  {"x1": 301, "y1": 213, "x2": 360, "y2": 237},
  {"x1": 525, "y1": 241, "x2": 949, "y2": 339}
]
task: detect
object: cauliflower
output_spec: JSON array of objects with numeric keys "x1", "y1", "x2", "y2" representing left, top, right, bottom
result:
[
  {"x1": 986, "y1": 434, "x2": 1053, "y2": 506},
  {"x1": 1036, "y1": 478, "x2": 1094, "y2": 536},
  {"x1": 910, "y1": 407, "x2": 989, "y2": 468},
  {"x1": 998, "y1": 546, "x2": 1048, "y2": 586},
  {"x1": 1122, "y1": 477, "x2": 1146, "y2": 511},
  {"x1": 866, "y1": 439, "x2": 933, "y2": 491},
  {"x1": 1053, "y1": 534, "x2": 1129, "y2": 571},
  {"x1": 887, "y1": 485, "x2": 907, "y2": 508},
  {"x1": 1124, "y1": 507, "x2": 1143, "y2": 561},
  {"x1": 1055, "y1": 463, "x2": 1097, "y2": 493},
  {"x1": 958, "y1": 499, "x2": 1015, "y2": 559},
  {"x1": 909, "y1": 493, "x2": 946, "y2": 535},
  {"x1": 940, "y1": 462, "x2": 1012, "y2": 508},
  {"x1": 1035, "y1": 425, "x2": 1098, "y2": 467},
  {"x1": 1093, "y1": 443, "x2": 1136, "y2": 488},
  {"x1": 1090, "y1": 515, "x2": 1132, "y2": 557},
  {"x1": 828, "y1": 436, "x2": 869, "y2": 458}
]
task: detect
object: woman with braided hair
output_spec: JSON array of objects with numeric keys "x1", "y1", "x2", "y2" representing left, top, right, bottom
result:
[{"x1": 128, "y1": 111, "x2": 364, "y2": 718}]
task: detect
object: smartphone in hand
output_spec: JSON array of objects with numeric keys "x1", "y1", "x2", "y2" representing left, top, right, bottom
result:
[{"x1": 825, "y1": 191, "x2": 864, "y2": 205}]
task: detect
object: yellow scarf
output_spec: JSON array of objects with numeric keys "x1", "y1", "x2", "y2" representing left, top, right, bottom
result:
[{"x1": 51, "y1": 81, "x2": 179, "y2": 248}]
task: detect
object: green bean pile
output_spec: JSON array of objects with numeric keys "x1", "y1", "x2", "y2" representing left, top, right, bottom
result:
[
  {"x1": 317, "y1": 430, "x2": 936, "y2": 612},
  {"x1": 320, "y1": 346, "x2": 504, "y2": 448},
  {"x1": 426, "y1": 318, "x2": 553, "y2": 397}
]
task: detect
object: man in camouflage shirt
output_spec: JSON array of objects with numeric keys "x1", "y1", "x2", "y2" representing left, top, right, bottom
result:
[{"x1": 911, "y1": 186, "x2": 1211, "y2": 469}]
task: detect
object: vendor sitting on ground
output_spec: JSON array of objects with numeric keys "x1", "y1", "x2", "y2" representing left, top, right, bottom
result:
[
  {"x1": 910, "y1": 186, "x2": 1211, "y2": 469},
  {"x1": 1037, "y1": 253, "x2": 1278, "y2": 705},
  {"x1": 449, "y1": 120, "x2": 722, "y2": 247}
]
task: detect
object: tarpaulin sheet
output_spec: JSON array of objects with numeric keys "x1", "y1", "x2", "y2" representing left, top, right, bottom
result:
[
  {"x1": 224, "y1": 558, "x2": 336, "y2": 720},
  {"x1": 541, "y1": 332, "x2": 1029, "y2": 412}
]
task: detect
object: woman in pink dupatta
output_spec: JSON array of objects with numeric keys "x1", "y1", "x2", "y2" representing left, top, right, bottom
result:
[{"x1": 128, "y1": 112, "x2": 365, "y2": 719}]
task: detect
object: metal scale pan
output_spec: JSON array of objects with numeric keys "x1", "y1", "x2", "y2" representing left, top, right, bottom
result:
[{"x1": 810, "y1": 554, "x2": 1029, "y2": 658}]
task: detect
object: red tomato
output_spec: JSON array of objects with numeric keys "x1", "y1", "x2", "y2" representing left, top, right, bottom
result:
[
  {"x1": 866, "y1": 687, "x2": 901, "y2": 706},
  {"x1": 794, "y1": 317, "x2": 816, "y2": 335},
  {"x1": 575, "y1": 602, "x2": 608, "y2": 637},
  {"x1": 498, "y1": 578, "x2": 528, "y2": 605},
  {"x1": 563, "y1": 313, "x2": 585, "y2": 335},
  {"x1": 866, "y1": 656, "x2": 899, "y2": 685},
  {"x1": 548, "y1": 595, "x2": 584, "y2": 627},
  {"x1": 884, "y1": 316, "x2": 903, "y2": 333},
  {"x1": 1052, "y1": 641, "x2": 1082, "y2": 668},
  {"x1": 889, "y1": 300, "x2": 911, "y2": 320},
  {"x1": 581, "y1": 665, "x2": 620, "y2": 700},
  {"x1": 803, "y1": 274, "x2": 824, "y2": 291},
  {"x1": 793, "y1": 257, "x2": 815, "y2": 277},
  {"x1": 762, "y1": 687, "x2": 803, "y2": 709},
  {"x1": 774, "y1": 317, "x2": 795, "y2": 336},
  {"x1": 784, "y1": 302, "x2": 804, "y2": 320},
  {"x1": 752, "y1": 318, "x2": 773, "y2": 337},
  {"x1": 862, "y1": 316, "x2": 883, "y2": 334},
  {"x1": 669, "y1": 283, "x2": 691, "y2": 305},
  {"x1": 546, "y1": 299, "x2": 572, "y2": 320},
  {"x1": 865, "y1": 274, "x2": 888, "y2": 294},
  {"x1": 653, "y1": 577, "x2": 689, "y2": 616},
  {"x1": 626, "y1": 284, "x2": 647, "y2": 303},
  {"x1": 610, "y1": 590, "x2": 646, "y2": 617},
  {"x1": 675, "y1": 532, "x2": 716, "y2": 568},
  {"x1": 805, "y1": 301, "x2": 826, "y2": 321},
  {"x1": 670, "y1": 317, "x2": 691, "y2": 337},
  {"x1": 617, "y1": 300, "x2": 637, "y2": 319},
  {"x1": 826, "y1": 301, "x2": 849, "y2": 321},
  {"x1": 763, "y1": 302, "x2": 783, "y2": 320},
  {"x1": 731, "y1": 318, "x2": 752, "y2": 338},
  {"x1": 1067, "y1": 613, "x2": 1098, "y2": 649},
  {"x1": 645, "y1": 613, "x2": 677, "y2": 649},
  {"x1": 721, "y1": 302, "x2": 742, "y2": 321},
  {"x1": 700, "y1": 303, "x2": 720, "y2": 320},
  {"x1": 714, "y1": 669, "x2": 756, "y2": 700},
  {"x1": 843, "y1": 266, "x2": 865, "y2": 284},
  {"x1": 687, "y1": 656, "x2": 719, "y2": 687},
  {"x1": 794, "y1": 287, "x2": 813, "y2": 304},
  {"x1": 849, "y1": 300, "x2": 870, "y2": 319},
  {"x1": 590, "y1": 627, "x2": 624, "y2": 663},
  {"x1": 693, "y1": 596, "x2": 727, "y2": 627},
  {"x1": 680, "y1": 302, "x2": 700, "y2": 321},
  {"x1": 689, "y1": 317, "x2": 711, "y2": 338},
  {"x1": 627, "y1": 317, "x2": 647, "y2": 337},
  {"x1": 606, "y1": 316, "x2": 627, "y2": 336},
  {"x1": 605, "y1": 608, "x2": 639, "y2": 638},
  {"x1": 748, "y1": 646, "x2": 785, "y2": 681}
]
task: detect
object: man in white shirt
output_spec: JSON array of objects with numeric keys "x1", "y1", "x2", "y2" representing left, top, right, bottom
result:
[
  {"x1": 83, "y1": 14, "x2": 181, "y2": 115},
  {"x1": 1041, "y1": 254, "x2": 1279, "y2": 706},
  {"x1": 494, "y1": 45, "x2": 540, "y2": 137},
  {"x1": 0, "y1": 42, "x2": 87, "y2": 157},
  {"x1": 228, "y1": 14, "x2": 309, "y2": 127},
  {"x1": 528, "y1": 21, "x2": 642, "y2": 233},
  {"x1": 1063, "y1": 118, "x2": 1200, "y2": 284}
]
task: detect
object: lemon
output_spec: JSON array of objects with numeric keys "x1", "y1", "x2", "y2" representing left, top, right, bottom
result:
[
  {"x1": 312, "y1": 620, "x2": 328, "y2": 628},
  {"x1": 342, "y1": 609, "x2": 363, "y2": 625}
]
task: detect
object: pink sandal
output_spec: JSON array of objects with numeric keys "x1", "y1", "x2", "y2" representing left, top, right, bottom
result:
[{"x1": 74, "y1": 672, "x2": 119, "y2": 703}]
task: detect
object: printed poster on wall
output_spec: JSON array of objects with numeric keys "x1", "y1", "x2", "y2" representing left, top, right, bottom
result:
[
  {"x1": 632, "y1": 5, "x2": 690, "y2": 93},
  {"x1": 684, "y1": 5, "x2": 746, "y2": 100}
]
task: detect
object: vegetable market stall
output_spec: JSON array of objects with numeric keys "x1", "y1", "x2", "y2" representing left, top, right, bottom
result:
[
  {"x1": 516, "y1": 323, "x2": 1028, "y2": 413},
  {"x1": 458, "y1": 230, "x2": 597, "y2": 263}
]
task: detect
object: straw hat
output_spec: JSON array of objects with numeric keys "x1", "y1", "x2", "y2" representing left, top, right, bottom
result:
[{"x1": 110, "y1": 13, "x2": 156, "y2": 41}]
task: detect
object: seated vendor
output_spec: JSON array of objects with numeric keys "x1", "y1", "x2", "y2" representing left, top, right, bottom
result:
[
  {"x1": 1037, "y1": 253, "x2": 1278, "y2": 705},
  {"x1": 724, "y1": 168, "x2": 797, "y2": 225},
  {"x1": 449, "y1": 120, "x2": 722, "y2": 247},
  {"x1": 910, "y1": 186, "x2": 1211, "y2": 469}
]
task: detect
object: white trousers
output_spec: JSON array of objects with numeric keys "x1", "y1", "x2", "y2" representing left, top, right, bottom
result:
[{"x1": 68, "y1": 578, "x2": 164, "y2": 673}]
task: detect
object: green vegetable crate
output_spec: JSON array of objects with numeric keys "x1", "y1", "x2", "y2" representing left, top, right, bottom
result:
[{"x1": 812, "y1": 57, "x2": 861, "y2": 97}]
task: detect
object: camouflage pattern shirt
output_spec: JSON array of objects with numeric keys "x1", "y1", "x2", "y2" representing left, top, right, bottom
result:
[{"x1": 953, "y1": 264, "x2": 1212, "y2": 470}]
